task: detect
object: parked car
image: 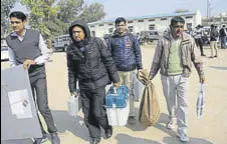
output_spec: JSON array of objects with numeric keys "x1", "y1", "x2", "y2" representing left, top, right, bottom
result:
[
  {"x1": 53, "y1": 34, "x2": 71, "y2": 52},
  {"x1": 1, "y1": 45, "x2": 9, "y2": 61},
  {"x1": 138, "y1": 30, "x2": 161, "y2": 44}
]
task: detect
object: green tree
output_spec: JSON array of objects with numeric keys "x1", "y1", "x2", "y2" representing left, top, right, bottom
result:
[
  {"x1": 1, "y1": 0, "x2": 16, "y2": 37},
  {"x1": 57, "y1": 0, "x2": 84, "y2": 23},
  {"x1": 21, "y1": 0, "x2": 105, "y2": 40},
  {"x1": 79, "y1": 2, "x2": 105, "y2": 23}
]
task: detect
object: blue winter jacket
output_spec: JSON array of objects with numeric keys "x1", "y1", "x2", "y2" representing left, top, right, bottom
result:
[{"x1": 108, "y1": 31, "x2": 143, "y2": 71}]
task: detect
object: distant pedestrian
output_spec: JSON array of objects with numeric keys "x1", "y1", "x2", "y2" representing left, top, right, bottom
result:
[
  {"x1": 193, "y1": 25, "x2": 206, "y2": 56},
  {"x1": 219, "y1": 25, "x2": 227, "y2": 49},
  {"x1": 149, "y1": 16, "x2": 205, "y2": 142},
  {"x1": 209, "y1": 24, "x2": 219, "y2": 58}
]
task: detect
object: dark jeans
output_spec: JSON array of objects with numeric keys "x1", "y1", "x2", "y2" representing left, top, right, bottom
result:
[
  {"x1": 80, "y1": 87, "x2": 110, "y2": 139},
  {"x1": 195, "y1": 38, "x2": 204, "y2": 55},
  {"x1": 31, "y1": 76, "x2": 57, "y2": 134},
  {"x1": 220, "y1": 36, "x2": 227, "y2": 49}
]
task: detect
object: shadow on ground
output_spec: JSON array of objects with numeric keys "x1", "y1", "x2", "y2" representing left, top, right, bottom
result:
[
  {"x1": 115, "y1": 134, "x2": 161, "y2": 144},
  {"x1": 163, "y1": 136, "x2": 214, "y2": 144},
  {"x1": 209, "y1": 66, "x2": 227, "y2": 70},
  {"x1": 51, "y1": 110, "x2": 90, "y2": 142}
]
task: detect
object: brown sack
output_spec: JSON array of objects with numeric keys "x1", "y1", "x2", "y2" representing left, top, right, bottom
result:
[{"x1": 138, "y1": 70, "x2": 160, "y2": 128}]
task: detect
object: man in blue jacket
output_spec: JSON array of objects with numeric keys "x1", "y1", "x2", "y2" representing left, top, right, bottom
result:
[{"x1": 108, "y1": 17, "x2": 143, "y2": 124}]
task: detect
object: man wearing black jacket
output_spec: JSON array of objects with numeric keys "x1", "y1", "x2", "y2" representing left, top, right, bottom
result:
[{"x1": 66, "y1": 20, "x2": 119, "y2": 144}]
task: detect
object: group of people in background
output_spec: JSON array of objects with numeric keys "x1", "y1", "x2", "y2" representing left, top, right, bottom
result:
[
  {"x1": 190, "y1": 24, "x2": 227, "y2": 58},
  {"x1": 6, "y1": 11, "x2": 206, "y2": 144}
]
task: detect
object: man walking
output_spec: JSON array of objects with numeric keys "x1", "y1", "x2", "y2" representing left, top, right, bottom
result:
[
  {"x1": 219, "y1": 25, "x2": 227, "y2": 49},
  {"x1": 209, "y1": 24, "x2": 219, "y2": 58},
  {"x1": 6, "y1": 11, "x2": 60, "y2": 144},
  {"x1": 66, "y1": 20, "x2": 119, "y2": 144},
  {"x1": 108, "y1": 17, "x2": 143, "y2": 124},
  {"x1": 149, "y1": 16, "x2": 205, "y2": 142},
  {"x1": 193, "y1": 25, "x2": 206, "y2": 56}
]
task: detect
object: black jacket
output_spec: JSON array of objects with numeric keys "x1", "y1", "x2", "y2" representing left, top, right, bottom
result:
[{"x1": 67, "y1": 20, "x2": 119, "y2": 92}]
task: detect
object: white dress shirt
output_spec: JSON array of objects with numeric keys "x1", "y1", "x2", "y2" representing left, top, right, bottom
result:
[{"x1": 8, "y1": 29, "x2": 52, "y2": 67}]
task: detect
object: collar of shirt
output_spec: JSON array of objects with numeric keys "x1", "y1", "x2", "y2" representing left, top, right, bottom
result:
[
  {"x1": 11, "y1": 29, "x2": 27, "y2": 41},
  {"x1": 170, "y1": 33, "x2": 181, "y2": 43}
]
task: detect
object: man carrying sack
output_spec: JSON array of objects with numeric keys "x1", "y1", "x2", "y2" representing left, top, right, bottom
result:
[{"x1": 149, "y1": 16, "x2": 205, "y2": 142}]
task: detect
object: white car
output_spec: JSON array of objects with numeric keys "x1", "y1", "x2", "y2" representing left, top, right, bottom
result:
[{"x1": 1, "y1": 46, "x2": 9, "y2": 61}]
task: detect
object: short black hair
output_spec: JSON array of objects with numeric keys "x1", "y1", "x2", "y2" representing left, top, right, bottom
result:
[
  {"x1": 115, "y1": 17, "x2": 126, "y2": 25},
  {"x1": 9, "y1": 11, "x2": 27, "y2": 21},
  {"x1": 170, "y1": 16, "x2": 185, "y2": 26}
]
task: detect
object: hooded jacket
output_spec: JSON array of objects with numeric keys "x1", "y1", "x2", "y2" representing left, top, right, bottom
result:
[
  {"x1": 108, "y1": 31, "x2": 143, "y2": 71},
  {"x1": 66, "y1": 20, "x2": 119, "y2": 92}
]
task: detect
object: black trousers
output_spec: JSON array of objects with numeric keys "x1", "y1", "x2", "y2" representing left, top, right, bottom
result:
[
  {"x1": 80, "y1": 87, "x2": 110, "y2": 139},
  {"x1": 195, "y1": 38, "x2": 204, "y2": 55},
  {"x1": 30, "y1": 66, "x2": 57, "y2": 134}
]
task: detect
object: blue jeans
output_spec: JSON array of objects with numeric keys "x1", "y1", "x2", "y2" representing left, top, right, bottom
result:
[{"x1": 220, "y1": 36, "x2": 227, "y2": 49}]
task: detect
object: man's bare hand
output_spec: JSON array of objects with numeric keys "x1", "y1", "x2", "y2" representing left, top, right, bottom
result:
[
  {"x1": 200, "y1": 75, "x2": 205, "y2": 84},
  {"x1": 113, "y1": 82, "x2": 119, "y2": 88},
  {"x1": 23, "y1": 59, "x2": 36, "y2": 70}
]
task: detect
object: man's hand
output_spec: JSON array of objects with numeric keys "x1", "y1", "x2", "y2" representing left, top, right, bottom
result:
[
  {"x1": 71, "y1": 92, "x2": 77, "y2": 97},
  {"x1": 23, "y1": 59, "x2": 36, "y2": 70},
  {"x1": 113, "y1": 82, "x2": 119, "y2": 88},
  {"x1": 200, "y1": 75, "x2": 205, "y2": 83}
]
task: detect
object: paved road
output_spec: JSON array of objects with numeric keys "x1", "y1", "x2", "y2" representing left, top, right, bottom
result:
[{"x1": 1, "y1": 45, "x2": 227, "y2": 144}]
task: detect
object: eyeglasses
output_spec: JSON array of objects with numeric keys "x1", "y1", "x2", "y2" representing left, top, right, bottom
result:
[{"x1": 10, "y1": 21, "x2": 22, "y2": 24}]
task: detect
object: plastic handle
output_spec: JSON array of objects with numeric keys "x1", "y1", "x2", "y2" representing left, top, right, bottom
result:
[{"x1": 113, "y1": 87, "x2": 117, "y2": 94}]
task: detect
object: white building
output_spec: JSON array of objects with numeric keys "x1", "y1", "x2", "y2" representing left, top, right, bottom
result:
[{"x1": 88, "y1": 10, "x2": 202, "y2": 38}]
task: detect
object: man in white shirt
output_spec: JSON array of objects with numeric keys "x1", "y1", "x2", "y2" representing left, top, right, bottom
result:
[{"x1": 6, "y1": 11, "x2": 60, "y2": 144}]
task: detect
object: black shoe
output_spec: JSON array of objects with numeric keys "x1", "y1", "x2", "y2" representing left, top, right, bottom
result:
[
  {"x1": 201, "y1": 54, "x2": 206, "y2": 56},
  {"x1": 105, "y1": 126, "x2": 113, "y2": 139},
  {"x1": 209, "y1": 56, "x2": 214, "y2": 58},
  {"x1": 33, "y1": 135, "x2": 47, "y2": 144},
  {"x1": 214, "y1": 55, "x2": 218, "y2": 58},
  {"x1": 50, "y1": 132, "x2": 60, "y2": 144},
  {"x1": 90, "y1": 138, "x2": 101, "y2": 144}
]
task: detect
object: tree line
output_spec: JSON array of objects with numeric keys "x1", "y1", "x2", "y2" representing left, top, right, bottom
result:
[{"x1": 1, "y1": 0, "x2": 105, "y2": 40}]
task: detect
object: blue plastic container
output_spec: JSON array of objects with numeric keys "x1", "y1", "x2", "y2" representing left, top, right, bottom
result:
[{"x1": 105, "y1": 85, "x2": 129, "y2": 108}]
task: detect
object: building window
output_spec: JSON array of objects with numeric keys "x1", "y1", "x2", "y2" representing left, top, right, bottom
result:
[
  {"x1": 138, "y1": 20, "x2": 144, "y2": 22},
  {"x1": 108, "y1": 23, "x2": 113, "y2": 26},
  {"x1": 128, "y1": 26, "x2": 134, "y2": 32},
  {"x1": 185, "y1": 16, "x2": 193, "y2": 19},
  {"x1": 128, "y1": 21, "x2": 133, "y2": 23},
  {"x1": 160, "y1": 18, "x2": 167, "y2": 21},
  {"x1": 99, "y1": 24, "x2": 104, "y2": 27},
  {"x1": 148, "y1": 19, "x2": 155, "y2": 21},
  {"x1": 149, "y1": 24, "x2": 155, "y2": 30},
  {"x1": 109, "y1": 28, "x2": 113, "y2": 33}
]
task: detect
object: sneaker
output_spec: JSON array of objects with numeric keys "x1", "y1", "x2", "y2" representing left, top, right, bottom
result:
[
  {"x1": 177, "y1": 131, "x2": 189, "y2": 142},
  {"x1": 209, "y1": 56, "x2": 214, "y2": 58},
  {"x1": 127, "y1": 116, "x2": 136, "y2": 124},
  {"x1": 166, "y1": 119, "x2": 176, "y2": 129},
  {"x1": 214, "y1": 55, "x2": 218, "y2": 58}
]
